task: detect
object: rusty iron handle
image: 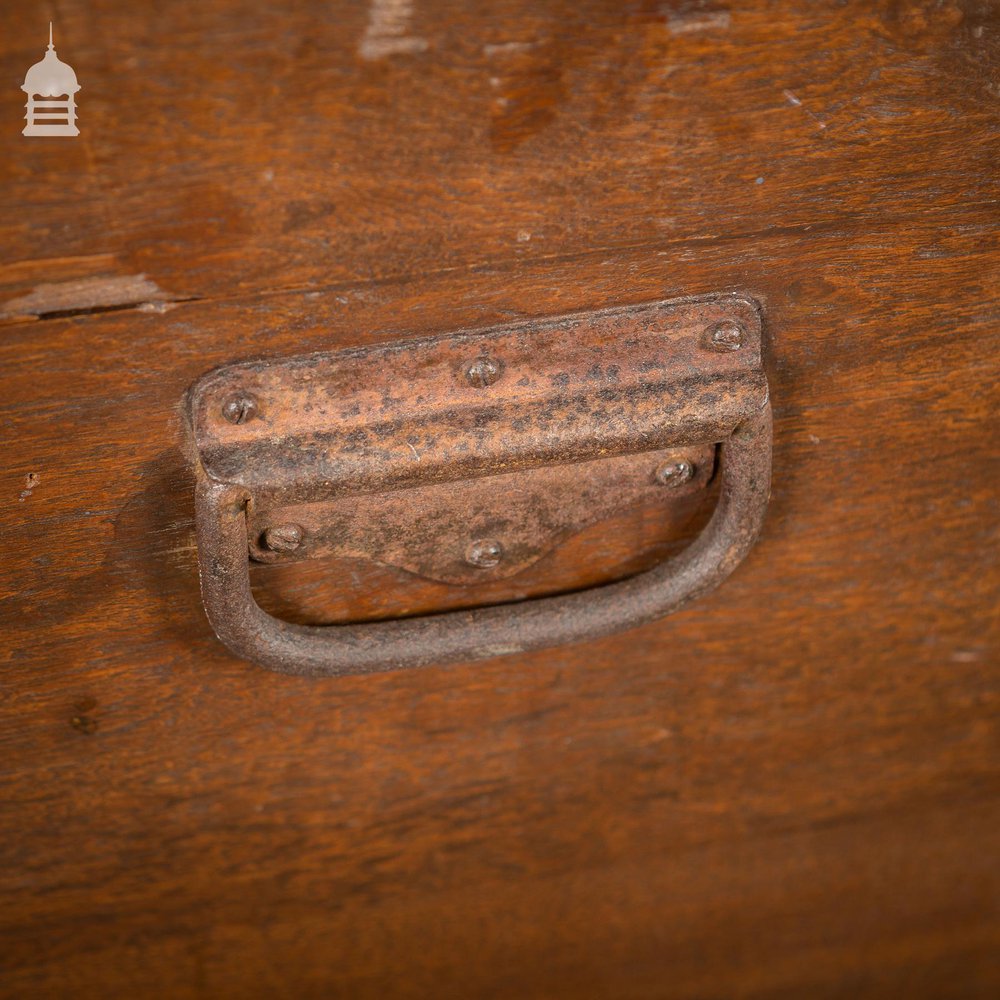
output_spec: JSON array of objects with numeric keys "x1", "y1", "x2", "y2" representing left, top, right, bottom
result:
[
  {"x1": 189, "y1": 296, "x2": 772, "y2": 675},
  {"x1": 194, "y1": 402, "x2": 771, "y2": 676}
]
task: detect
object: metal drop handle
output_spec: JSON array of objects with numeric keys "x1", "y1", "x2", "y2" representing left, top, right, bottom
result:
[
  {"x1": 188, "y1": 296, "x2": 772, "y2": 676},
  {"x1": 194, "y1": 404, "x2": 770, "y2": 676}
]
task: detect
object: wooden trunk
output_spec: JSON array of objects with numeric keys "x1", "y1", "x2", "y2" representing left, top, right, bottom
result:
[{"x1": 2, "y1": 1, "x2": 998, "y2": 996}]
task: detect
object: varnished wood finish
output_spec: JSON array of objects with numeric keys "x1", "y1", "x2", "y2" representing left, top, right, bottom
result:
[{"x1": 1, "y1": 1, "x2": 998, "y2": 996}]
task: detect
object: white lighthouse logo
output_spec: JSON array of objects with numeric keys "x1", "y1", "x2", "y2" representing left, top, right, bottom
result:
[{"x1": 22, "y1": 24, "x2": 81, "y2": 136}]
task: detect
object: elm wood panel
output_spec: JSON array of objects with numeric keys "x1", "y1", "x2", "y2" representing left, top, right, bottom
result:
[
  {"x1": 2, "y1": 219, "x2": 998, "y2": 997},
  {"x1": 3, "y1": 798, "x2": 999, "y2": 999},
  {"x1": 1, "y1": 0, "x2": 998, "y2": 310}
]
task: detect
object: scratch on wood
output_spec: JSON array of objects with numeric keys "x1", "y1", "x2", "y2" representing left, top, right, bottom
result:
[
  {"x1": 783, "y1": 89, "x2": 828, "y2": 130},
  {"x1": 0, "y1": 274, "x2": 171, "y2": 321},
  {"x1": 359, "y1": 0, "x2": 428, "y2": 60},
  {"x1": 483, "y1": 41, "x2": 535, "y2": 57},
  {"x1": 667, "y1": 11, "x2": 732, "y2": 35},
  {"x1": 19, "y1": 472, "x2": 41, "y2": 502}
]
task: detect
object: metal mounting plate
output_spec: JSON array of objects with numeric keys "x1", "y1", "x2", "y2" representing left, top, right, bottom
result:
[
  {"x1": 246, "y1": 444, "x2": 716, "y2": 583},
  {"x1": 188, "y1": 295, "x2": 764, "y2": 583}
]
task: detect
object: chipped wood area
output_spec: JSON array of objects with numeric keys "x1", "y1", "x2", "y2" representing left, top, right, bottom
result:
[
  {"x1": 0, "y1": 273, "x2": 174, "y2": 321},
  {"x1": 359, "y1": 0, "x2": 429, "y2": 60},
  {"x1": 1, "y1": 1, "x2": 999, "y2": 998}
]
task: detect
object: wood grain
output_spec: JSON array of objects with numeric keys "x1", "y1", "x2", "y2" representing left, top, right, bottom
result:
[{"x1": 2, "y1": 0, "x2": 999, "y2": 997}]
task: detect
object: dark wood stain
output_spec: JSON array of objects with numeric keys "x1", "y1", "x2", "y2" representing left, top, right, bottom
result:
[{"x1": 1, "y1": 0, "x2": 998, "y2": 996}]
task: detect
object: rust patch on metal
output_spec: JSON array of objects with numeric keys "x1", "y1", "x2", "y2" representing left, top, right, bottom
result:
[
  {"x1": 189, "y1": 295, "x2": 764, "y2": 496},
  {"x1": 247, "y1": 444, "x2": 715, "y2": 584}
]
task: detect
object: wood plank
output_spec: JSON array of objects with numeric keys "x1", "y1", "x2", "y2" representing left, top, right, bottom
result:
[
  {"x1": 2, "y1": 0, "x2": 998, "y2": 995},
  {"x1": 2, "y1": 216, "x2": 998, "y2": 996},
  {"x1": 1, "y1": 1, "x2": 997, "y2": 306}
]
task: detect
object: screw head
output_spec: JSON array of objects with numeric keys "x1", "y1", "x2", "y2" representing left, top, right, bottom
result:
[
  {"x1": 263, "y1": 523, "x2": 304, "y2": 553},
  {"x1": 655, "y1": 460, "x2": 695, "y2": 488},
  {"x1": 465, "y1": 538, "x2": 503, "y2": 568},
  {"x1": 706, "y1": 320, "x2": 745, "y2": 352},
  {"x1": 465, "y1": 357, "x2": 502, "y2": 388},
  {"x1": 221, "y1": 393, "x2": 258, "y2": 424}
]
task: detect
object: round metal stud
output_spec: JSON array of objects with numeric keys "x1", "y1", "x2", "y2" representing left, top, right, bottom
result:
[
  {"x1": 221, "y1": 393, "x2": 258, "y2": 424},
  {"x1": 465, "y1": 538, "x2": 504, "y2": 568},
  {"x1": 706, "y1": 320, "x2": 745, "y2": 352},
  {"x1": 655, "y1": 460, "x2": 695, "y2": 488},
  {"x1": 263, "y1": 523, "x2": 304, "y2": 553},
  {"x1": 464, "y1": 357, "x2": 502, "y2": 388}
]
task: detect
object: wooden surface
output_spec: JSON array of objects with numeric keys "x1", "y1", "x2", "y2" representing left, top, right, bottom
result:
[{"x1": 2, "y1": 1, "x2": 999, "y2": 997}]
